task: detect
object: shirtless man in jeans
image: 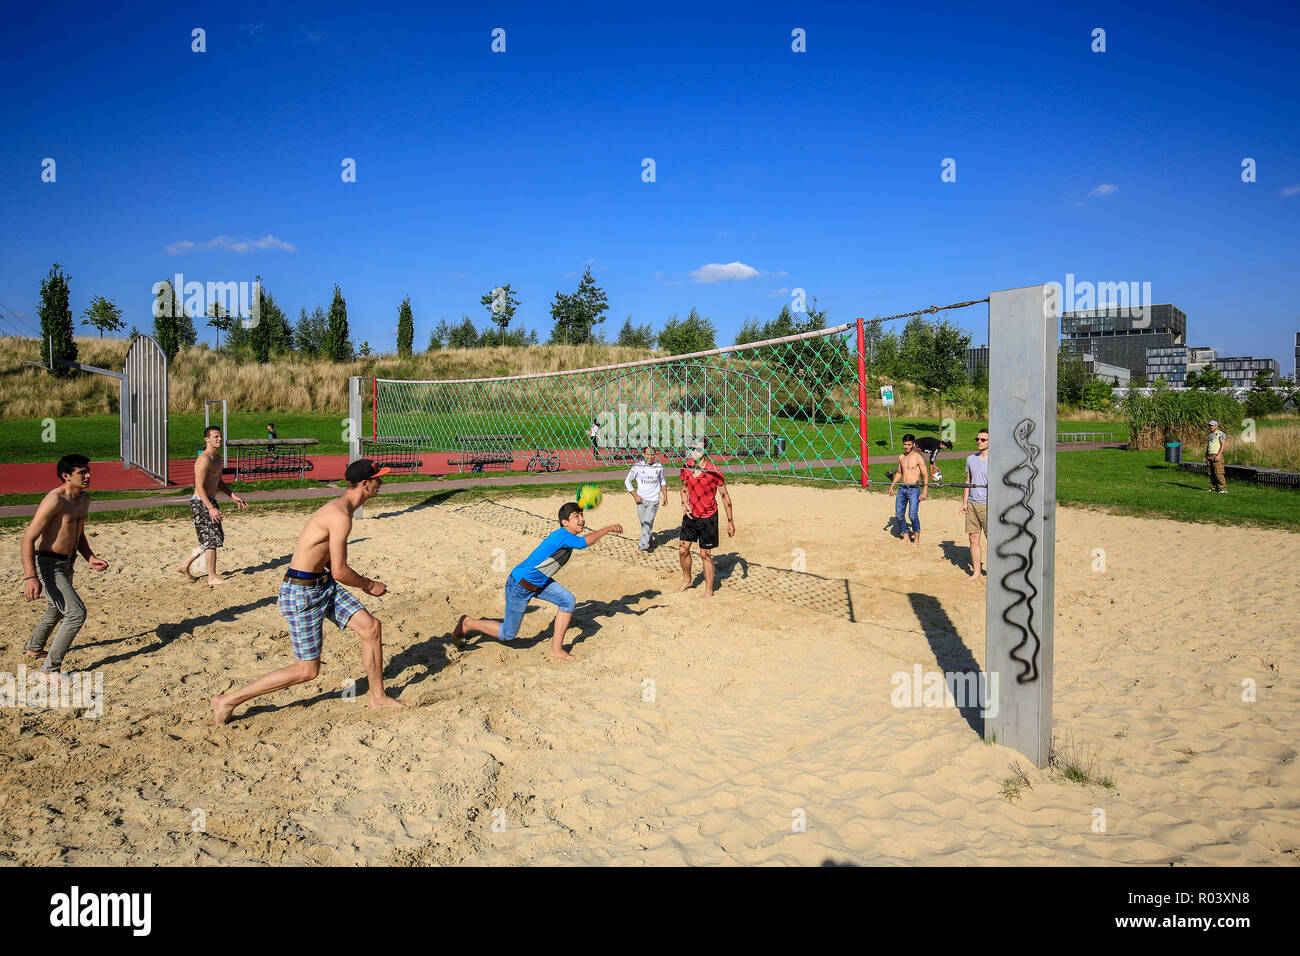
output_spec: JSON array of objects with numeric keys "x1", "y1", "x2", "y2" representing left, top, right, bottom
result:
[
  {"x1": 888, "y1": 434, "x2": 929, "y2": 546},
  {"x1": 176, "y1": 426, "x2": 247, "y2": 585},
  {"x1": 20, "y1": 454, "x2": 111, "y2": 685}
]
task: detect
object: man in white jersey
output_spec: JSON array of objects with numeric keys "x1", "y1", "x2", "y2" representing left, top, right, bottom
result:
[{"x1": 625, "y1": 446, "x2": 668, "y2": 552}]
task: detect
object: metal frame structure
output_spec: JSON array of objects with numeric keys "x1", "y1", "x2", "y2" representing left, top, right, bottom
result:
[
  {"x1": 204, "y1": 399, "x2": 228, "y2": 469},
  {"x1": 122, "y1": 335, "x2": 170, "y2": 484},
  {"x1": 36, "y1": 333, "x2": 169, "y2": 484}
]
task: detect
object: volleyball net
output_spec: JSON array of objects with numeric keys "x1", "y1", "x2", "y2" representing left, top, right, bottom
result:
[{"x1": 369, "y1": 300, "x2": 988, "y2": 483}]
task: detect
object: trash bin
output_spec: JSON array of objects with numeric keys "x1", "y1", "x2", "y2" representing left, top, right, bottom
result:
[{"x1": 1165, "y1": 440, "x2": 1181, "y2": 464}]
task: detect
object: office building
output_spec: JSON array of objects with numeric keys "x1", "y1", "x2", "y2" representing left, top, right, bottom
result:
[
  {"x1": 1215, "y1": 356, "x2": 1279, "y2": 388},
  {"x1": 1061, "y1": 304, "x2": 1187, "y2": 380}
]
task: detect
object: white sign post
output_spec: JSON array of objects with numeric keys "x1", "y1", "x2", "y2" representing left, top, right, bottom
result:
[{"x1": 880, "y1": 385, "x2": 895, "y2": 449}]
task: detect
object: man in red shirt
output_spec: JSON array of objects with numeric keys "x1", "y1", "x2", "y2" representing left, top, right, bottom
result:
[{"x1": 678, "y1": 446, "x2": 735, "y2": 597}]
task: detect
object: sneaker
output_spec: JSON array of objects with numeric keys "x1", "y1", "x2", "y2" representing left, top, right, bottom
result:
[{"x1": 1218, "y1": 490, "x2": 1228, "y2": 494}]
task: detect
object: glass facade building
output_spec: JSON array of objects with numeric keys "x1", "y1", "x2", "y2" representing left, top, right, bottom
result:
[
  {"x1": 1061, "y1": 304, "x2": 1187, "y2": 379},
  {"x1": 1215, "y1": 356, "x2": 1279, "y2": 388}
]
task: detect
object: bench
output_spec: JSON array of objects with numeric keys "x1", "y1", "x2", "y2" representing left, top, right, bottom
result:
[
  {"x1": 225, "y1": 438, "x2": 318, "y2": 482},
  {"x1": 734, "y1": 432, "x2": 784, "y2": 457},
  {"x1": 449, "y1": 434, "x2": 520, "y2": 473},
  {"x1": 361, "y1": 437, "x2": 427, "y2": 475}
]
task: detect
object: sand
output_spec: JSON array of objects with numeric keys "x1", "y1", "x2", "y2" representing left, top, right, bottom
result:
[{"x1": 1, "y1": 483, "x2": 1297, "y2": 866}]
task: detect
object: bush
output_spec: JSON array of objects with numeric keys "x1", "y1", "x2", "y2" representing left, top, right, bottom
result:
[
  {"x1": 1080, "y1": 379, "x2": 1115, "y2": 412},
  {"x1": 1122, "y1": 389, "x2": 1243, "y2": 450}
]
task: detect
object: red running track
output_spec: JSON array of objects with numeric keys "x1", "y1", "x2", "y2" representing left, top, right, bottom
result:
[{"x1": 0, "y1": 450, "x2": 623, "y2": 494}]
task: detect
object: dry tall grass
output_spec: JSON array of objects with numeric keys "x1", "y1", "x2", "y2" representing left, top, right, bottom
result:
[
  {"x1": 0, "y1": 337, "x2": 660, "y2": 418},
  {"x1": 1227, "y1": 422, "x2": 1300, "y2": 471}
]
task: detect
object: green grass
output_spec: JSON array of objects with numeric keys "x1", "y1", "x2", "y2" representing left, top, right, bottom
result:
[{"x1": 1054, "y1": 448, "x2": 1299, "y2": 531}]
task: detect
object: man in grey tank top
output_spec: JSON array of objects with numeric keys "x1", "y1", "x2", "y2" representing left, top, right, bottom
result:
[{"x1": 958, "y1": 428, "x2": 990, "y2": 583}]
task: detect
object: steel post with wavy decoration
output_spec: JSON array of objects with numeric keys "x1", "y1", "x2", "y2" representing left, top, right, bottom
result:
[{"x1": 985, "y1": 284, "x2": 1057, "y2": 766}]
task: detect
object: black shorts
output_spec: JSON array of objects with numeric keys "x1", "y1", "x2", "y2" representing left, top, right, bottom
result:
[{"x1": 681, "y1": 512, "x2": 719, "y2": 550}]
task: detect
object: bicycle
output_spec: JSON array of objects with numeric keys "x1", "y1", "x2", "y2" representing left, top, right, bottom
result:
[{"x1": 525, "y1": 450, "x2": 560, "y2": 473}]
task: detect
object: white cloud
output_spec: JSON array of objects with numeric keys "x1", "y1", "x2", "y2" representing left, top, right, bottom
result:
[
  {"x1": 1281, "y1": 184, "x2": 1300, "y2": 197},
  {"x1": 239, "y1": 23, "x2": 265, "y2": 41},
  {"x1": 691, "y1": 261, "x2": 759, "y2": 283},
  {"x1": 165, "y1": 234, "x2": 296, "y2": 255},
  {"x1": 767, "y1": 287, "x2": 791, "y2": 297},
  {"x1": 1089, "y1": 184, "x2": 1118, "y2": 196}
]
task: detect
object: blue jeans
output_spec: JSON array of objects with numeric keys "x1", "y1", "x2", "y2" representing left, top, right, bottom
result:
[
  {"x1": 500, "y1": 576, "x2": 576, "y2": 641},
  {"x1": 895, "y1": 486, "x2": 921, "y2": 536}
]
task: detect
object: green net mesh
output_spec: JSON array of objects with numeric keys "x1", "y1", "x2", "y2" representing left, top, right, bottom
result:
[{"x1": 371, "y1": 304, "x2": 985, "y2": 482}]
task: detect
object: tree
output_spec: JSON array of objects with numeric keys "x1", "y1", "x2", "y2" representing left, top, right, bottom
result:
[
  {"x1": 177, "y1": 303, "x2": 198, "y2": 348},
  {"x1": 896, "y1": 315, "x2": 970, "y2": 393},
  {"x1": 249, "y1": 279, "x2": 291, "y2": 363},
  {"x1": 1081, "y1": 378, "x2": 1115, "y2": 411},
  {"x1": 39, "y1": 263, "x2": 77, "y2": 376},
  {"x1": 774, "y1": 299, "x2": 853, "y2": 420},
  {"x1": 548, "y1": 267, "x2": 609, "y2": 344},
  {"x1": 82, "y1": 295, "x2": 124, "y2": 339},
  {"x1": 1057, "y1": 343, "x2": 1087, "y2": 405},
  {"x1": 657, "y1": 308, "x2": 717, "y2": 355},
  {"x1": 427, "y1": 317, "x2": 452, "y2": 351},
  {"x1": 358, "y1": 341, "x2": 373, "y2": 357},
  {"x1": 295, "y1": 305, "x2": 328, "y2": 357},
  {"x1": 206, "y1": 302, "x2": 234, "y2": 351},
  {"x1": 152, "y1": 279, "x2": 182, "y2": 362},
  {"x1": 617, "y1": 315, "x2": 655, "y2": 349},
  {"x1": 1129, "y1": 371, "x2": 1148, "y2": 388},
  {"x1": 480, "y1": 283, "x2": 519, "y2": 345},
  {"x1": 1191, "y1": 363, "x2": 1231, "y2": 392},
  {"x1": 323, "y1": 284, "x2": 354, "y2": 362},
  {"x1": 734, "y1": 316, "x2": 763, "y2": 346},
  {"x1": 447, "y1": 315, "x2": 479, "y2": 349},
  {"x1": 1244, "y1": 368, "x2": 1285, "y2": 418},
  {"x1": 396, "y1": 296, "x2": 414, "y2": 357}
]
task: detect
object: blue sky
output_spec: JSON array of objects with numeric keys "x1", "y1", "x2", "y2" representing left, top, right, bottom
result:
[{"x1": 2, "y1": 0, "x2": 1297, "y2": 370}]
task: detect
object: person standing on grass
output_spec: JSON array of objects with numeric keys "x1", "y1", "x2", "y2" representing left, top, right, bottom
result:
[
  {"x1": 625, "y1": 446, "x2": 667, "y2": 552},
  {"x1": 176, "y1": 426, "x2": 247, "y2": 585},
  {"x1": 679, "y1": 443, "x2": 735, "y2": 596},
  {"x1": 1206, "y1": 420, "x2": 1228, "y2": 493},
  {"x1": 212, "y1": 459, "x2": 402, "y2": 725},
  {"x1": 888, "y1": 434, "x2": 928, "y2": 546},
  {"x1": 20, "y1": 454, "x2": 110, "y2": 686},
  {"x1": 958, "y1": 428, "x2": 990, "y2": 583},
  {"x1": 451, "y1": 502, "x2": 623, "y2": 661}
]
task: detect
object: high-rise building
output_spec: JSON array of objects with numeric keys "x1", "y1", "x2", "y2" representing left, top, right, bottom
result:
[
  {"x1": 1061, "y1": 304, "x2": 1187, "y2": 379},
  {"x1": 964, "y1": 345, "x2": 989, "y2": 381}
]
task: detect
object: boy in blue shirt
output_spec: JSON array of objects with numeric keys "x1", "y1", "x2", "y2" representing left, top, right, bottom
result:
[{"x1": 451, "y1": 502, "x2": 622, "y2": 660}]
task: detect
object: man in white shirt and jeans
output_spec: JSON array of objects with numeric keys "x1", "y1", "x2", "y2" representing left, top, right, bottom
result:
[{"x1": 625, "y1": 446, "x2": 667, "y2": 552}]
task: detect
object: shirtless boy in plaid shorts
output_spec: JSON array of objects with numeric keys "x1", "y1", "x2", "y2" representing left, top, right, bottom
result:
[{"x1": 212, "y1": 460, "x2": 404, "y2": 724}]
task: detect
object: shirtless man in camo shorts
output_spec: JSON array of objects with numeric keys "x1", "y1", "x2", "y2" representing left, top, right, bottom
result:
[{"x1": 176, "y1": 426, "x2": 247, "y2": 585}]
